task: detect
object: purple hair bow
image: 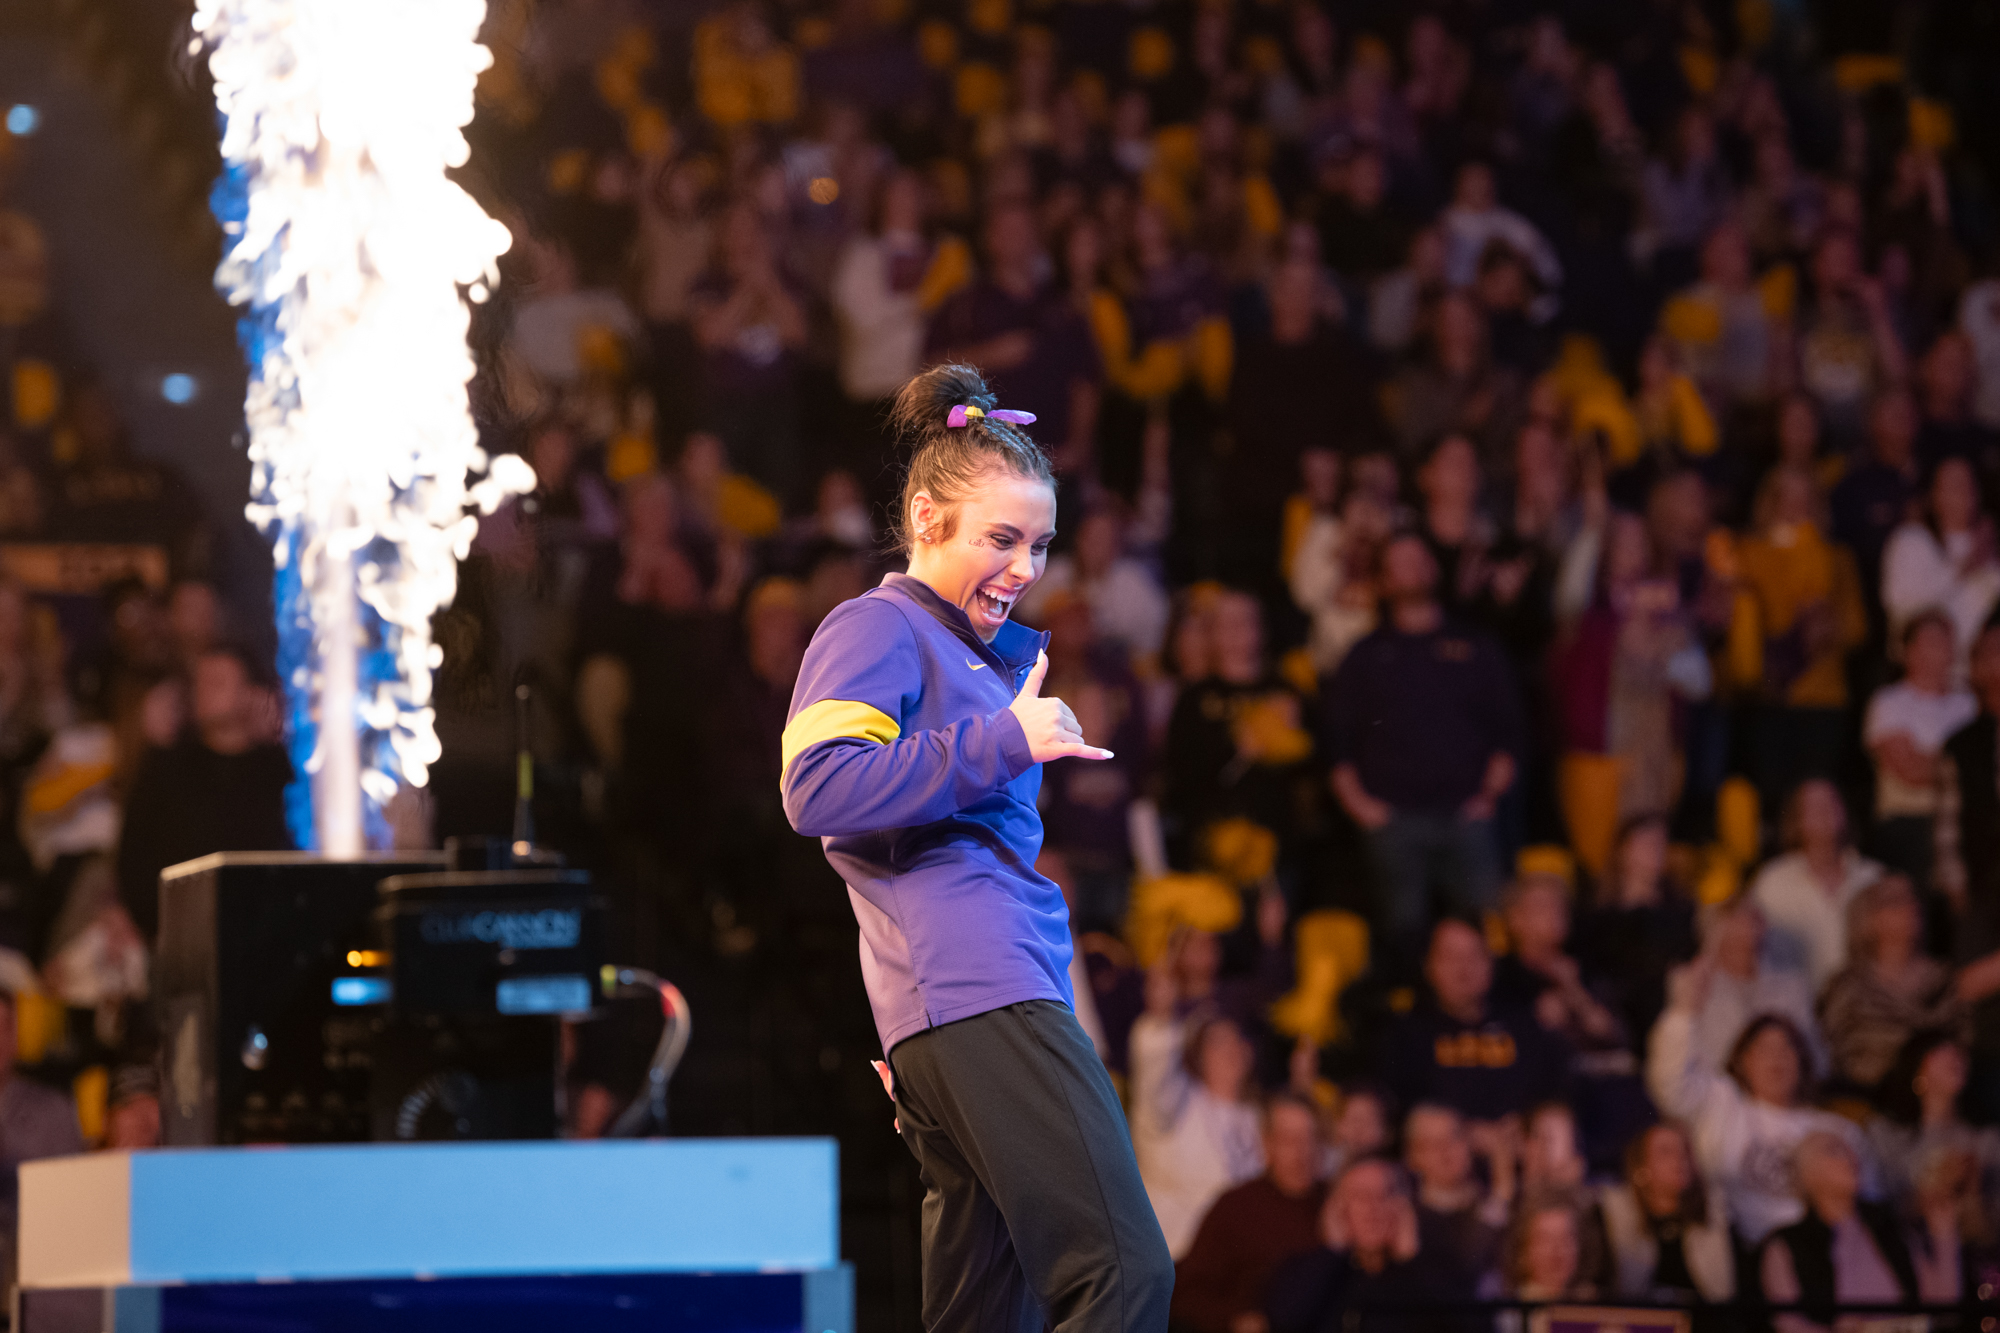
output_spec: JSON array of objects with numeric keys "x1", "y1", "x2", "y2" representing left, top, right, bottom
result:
[{"x1": 947, "y1": 404, "x2": 1037, "y2": 428}]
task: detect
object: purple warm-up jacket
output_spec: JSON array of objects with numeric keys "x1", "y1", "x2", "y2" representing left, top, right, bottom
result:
[{"x1": 781, "y1": 573, "x2": 1072, "y2": 1052}]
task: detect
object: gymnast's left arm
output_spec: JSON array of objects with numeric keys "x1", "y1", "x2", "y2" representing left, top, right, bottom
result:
[{"x1": 780, "y1": 598, "x2": 1035, "y2": 838}]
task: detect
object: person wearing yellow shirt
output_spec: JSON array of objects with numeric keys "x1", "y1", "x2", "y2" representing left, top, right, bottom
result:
[
  {"x1": 1731, "y1": 465, "x2": 1867, "y2": 811},
  {"x1": 1633, "y1": 334, "x2": 1719, "y2": 465}
]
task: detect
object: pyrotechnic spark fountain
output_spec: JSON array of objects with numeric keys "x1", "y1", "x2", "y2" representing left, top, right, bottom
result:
[{"x1": 196, "y1": 0, "x2": 532, "y2": 853}]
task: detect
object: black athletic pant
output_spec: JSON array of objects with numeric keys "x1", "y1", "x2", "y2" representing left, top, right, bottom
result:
[{"x1": 886, "y1": 999, "x2": 1175, "y2": 1332}]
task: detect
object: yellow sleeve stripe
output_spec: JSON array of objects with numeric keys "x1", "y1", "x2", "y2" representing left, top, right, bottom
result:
[{"x1": 781, "y1": 698, "x2": 901, "y2": 777}]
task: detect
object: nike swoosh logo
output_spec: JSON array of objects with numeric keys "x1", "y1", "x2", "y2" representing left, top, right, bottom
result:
[{"x1": 965, "y1": 659, "x2": 987, "y2": 671}]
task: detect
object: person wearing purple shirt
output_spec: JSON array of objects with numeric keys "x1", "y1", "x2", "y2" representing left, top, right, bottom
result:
[
  {"x1": 782, "y1": 365, "x2": 1170, "y2": 1332},
  {"x1": 1376, "y1": 918, "x2": 1573, "y2": 1131},
  {"x1": 925, "y1": 203, "x2": 1101, "y2": 464},
  {"x1": 689, "y1": 202, "x2": 809, "y2": 506},
  {"x1": 1323, "y1": 533, "x2": 1524, "y2": 980},
  {"x1": 1829, "y1": 391, "x2": 1922, "y2": 635}
]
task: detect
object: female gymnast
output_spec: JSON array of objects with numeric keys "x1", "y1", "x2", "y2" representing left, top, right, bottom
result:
[{"x1": 780, "y1": 363, "x2": 1174, "y2": 1330}]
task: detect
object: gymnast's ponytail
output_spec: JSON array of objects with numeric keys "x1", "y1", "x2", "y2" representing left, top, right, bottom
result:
[{"x1": 889, "y1": 364, "x2": 1055, "y2": 554}]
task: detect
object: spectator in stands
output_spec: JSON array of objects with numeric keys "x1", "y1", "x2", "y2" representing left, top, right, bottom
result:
[
  {"x1": 636, "y1": 154, "x2": 712, "y2": 330},
  {"x1": 1163, "y1": 590, "x2": 1312, "y2": 868},
  {"x1": 1937, "y1": 619, "x2": 2000, "y2": 941},
  {"x1": 1153, "y1": 904, "x2": 1292, "y2": 1061},
  {"x1": 1866, "y1": 1029, "x2": 2000, "y2": 1224},
  {"x1": 706, "y1": 574, "x2": 808, "y2": 812},
  {"x1": 1403, "y1": 1102, "x2": 1509, "y2": 1280},
  {"x1": 925, "y1": 201, "x2": 1099, "y2": 465},
  {"x1": 1573, "y1": 814, "x2": 1699, "y2": 1047},
  {"x1": 1401, "y1": 17, "x2": 1468, "y2": 150},
  {"x1": 1223, "y1": 259, "x2": 1380, "y2": 595},
  {"x1": 115, "y1": 645, "x2": 290, "y2": 940},
  {"x1": 80, "y1": 579, "x2": 173, "y2": 774},
  {"x1": 1388, "y1": 293, "x2": 1519, "y2": 462},
  {"x1": 1818, "y1": 877, "x2": 1960, "y2": 1092},
  {"x1": 1959, "y1": 268, "x2": 2000, "y2": 431},
  {"x1": 0, "y1": 579, "x2": 68, "y2": 788},
  {"x1": 1738, "y1": 130, "x2": 1823, "y2": 266},
  {"x1": 1598, "y1": 1122, "x2": 1734, "y2": 1303},
  {"x1": 829, "y1": 170, "x2": 950, "y2": 410},
  {"x1": 1517, "y1": 1102, "x2": 1596, "y2": 1213},
  {"x1": 1324, "y1": 536, "x2": 1523, "y2": 975},
  {"x1": 1865, "y1": 612, "x2": 1976, "y2": 888},
  {"x1": 1475, "y1": 243, "x2": 1553, "y2": 380},
  {"x1": 1484, "y1": 421, "x2": 1568, "y2": 665},
  {"x1": 1323, "y1": 1085, "x2": 1392, "y2": 1180},
  {"x1": 1766, "y1": 395, "x2": 1835, "y2": 498},
  {"x1": 507, "y1": 231, "x2": 642, "y2": 392},
  {"x1": 1549, "y1": 510, "x2": 1712, "y2": 856},
  {"x1": 1121, "y1": 197, "x2": 1230, "y2": 414},
  {"x1": 1829, "y1": 392, "x2": 1922, "y2": 611},
  {"x1": 1759, "y1": 1130, "x2": 1960, "y2": 1333},
  {"x1": 1795, "y1": 230, "x2": 1909, "y2": 447},
  {"x1": 1733, "y1": 471, "x2": 1868, "y2": 809},
  {"x1": 1132, "y1": 961, "x2": 1265, "y2": 1257},
  {"x1": 164, "y1": 580, "x2": 220, "y2": 674},
  {"x1": 1638, "y1": 107, "x2": 1731, "y2": 291},
  {"x1": 1367, "y1": 226, "x2": 1447, "y2": 356},
  {"x1": 1016, "y1": 500, "x2": 1169, "y2": 662},
  {"x1": 1640, "y1": 471, "x2": 1737, "y2": 838},
  {"x1": 1315, "y1": 150, "x2": 1406, "y2": 285},
  {"x1": 1684, "y1": 897, "x2": 1822, "y2": 1075},
  {"x1": 0, "y1": 431, "x2": 41, "y2": 540},
  {"x1": 0, "y1": 987, "x2": 82, "y2": 1288},
  {"x1": 102, "y1": 1062, "x2": 160, "y2": 1151},
  {"x1": 1265, "y1": 1157, "x2": 1468, "y2": 1333},
  {"x1": 1172, "y1": 1092, "x2": 1329, "y2": 1333},
  {"x1": 1880, "y1": 455, "x2": 2000, "y2": 673},
  {"x1": 1289, "y1": 454, "x2": 1393, "y2": 677},
  {"x1": 690, "y1": 202, "x2": 809, "y2": 504},
  {"x1": 1627, "y1": 335, "x2": 1721, "y2": 483},
  {"x1": 1491, "y1": 875, "x2": 1622, "y2": 1051},
  {"x1": 1648, "y1": 960, "x2": 1869, "y2": 1244},
  {"x1": 1489, "y1": 1194, "x2": 1596, "y2": 1306},
  {"x1": 1414, "y1": 435, "x2": 1492, "y2": 620},
  {"x1": 1152, "y1": 583, "x2": 1221, "y2": 752},
  {"x1": 1547, "y1": 62, "x2": 1643, "y2": 288},
  {"x1": 1749, "y1": 779, "x2": 1886, "y2": 991},
  {"x1": 611, "y1": 471, "x2": 725, "y2": 613},
  {"x1": 1659, "y1": 221, "x2": 1782, "y2": 414},
  {"x1": 1438, "y1": 162, "x2": 1559, "y2": 296},
  {"x1": 1914, "y1": 330, "x2": 1998, "y2": 474},
  {"x1": 1378, "y1": 918, "x2": 1571, "y2": 1129}
]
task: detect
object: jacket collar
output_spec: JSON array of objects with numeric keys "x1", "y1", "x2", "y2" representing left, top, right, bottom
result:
[{"x1": 878, "y1": 573, "x2": 1047, "y2": 673}]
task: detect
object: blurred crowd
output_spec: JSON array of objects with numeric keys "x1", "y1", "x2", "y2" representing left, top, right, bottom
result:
[
  {"x1": 0, "y1": 126, "x2": 302, "y2": 1296},
  {"x1": 464, "y1": 0, "x2": 2000, "y2": 1326},
  {"x1": 12, "y1": 0, "x2": 2000, "y2": 1327}
]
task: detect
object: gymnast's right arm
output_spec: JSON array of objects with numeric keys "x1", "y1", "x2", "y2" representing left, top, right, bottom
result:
[{"x1": 781, "y1": 598, "x2": 1034, "y2": 838}]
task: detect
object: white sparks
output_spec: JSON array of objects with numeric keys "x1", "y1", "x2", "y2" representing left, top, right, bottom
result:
[{"x1": 197, "y1": 0, "x2": 531, "y2": 849}]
